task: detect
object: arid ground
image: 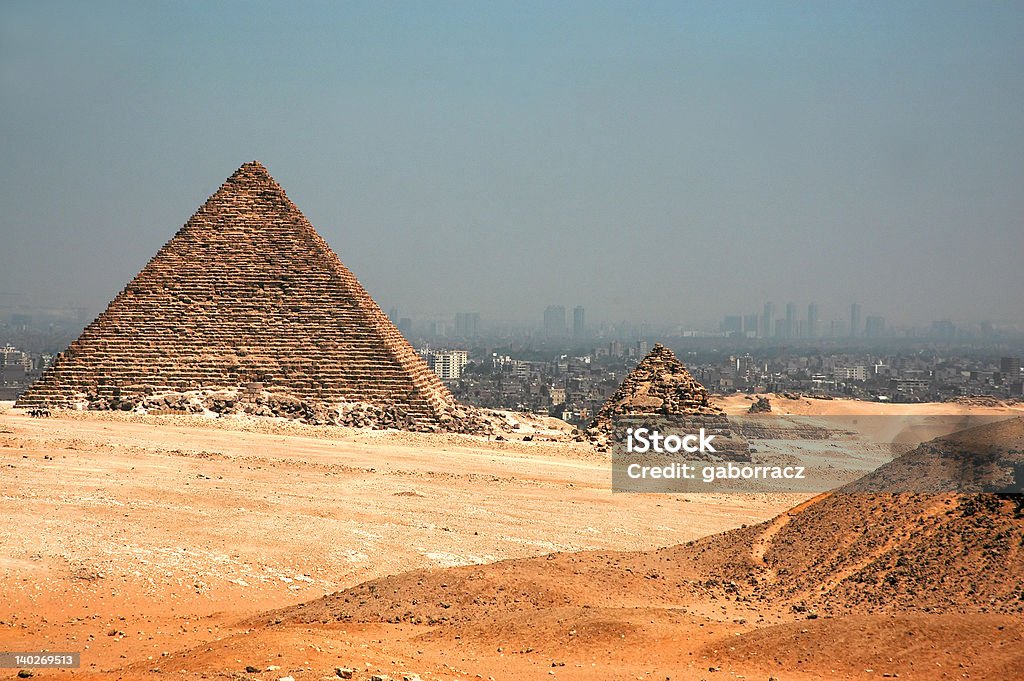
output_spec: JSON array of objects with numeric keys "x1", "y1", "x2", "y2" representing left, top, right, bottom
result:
[{"x1": 2, "y1": 399, "x2": 1022, "y2": 680}]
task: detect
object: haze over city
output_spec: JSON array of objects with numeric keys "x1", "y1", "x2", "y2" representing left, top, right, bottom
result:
[{"x1": 2, "y1": 2, "x2": 1022, "y2": 327}]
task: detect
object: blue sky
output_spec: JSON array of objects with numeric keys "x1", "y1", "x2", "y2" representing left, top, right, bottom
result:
[{"x1": 2, "y1": 2, "x2": 1022, "y2": 326}]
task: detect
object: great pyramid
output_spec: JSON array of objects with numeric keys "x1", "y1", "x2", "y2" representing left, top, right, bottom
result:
[
  {"x1": 17, "y1": 161, "x2": 484, "y2": 432},
  {"x1": 589, "y1": 343, "x2": 740, "y2": 453}
]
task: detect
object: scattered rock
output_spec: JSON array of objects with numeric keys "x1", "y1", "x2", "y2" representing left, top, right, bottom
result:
[{"x1": 747, "y1": 396, "x2": 772, "y2": 414}]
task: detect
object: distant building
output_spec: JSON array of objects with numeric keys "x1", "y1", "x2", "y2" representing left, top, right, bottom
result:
[
  {"x1": 543, "y1": 305, "x2": 567, "y2": 336},
  {"x1": 865, "y1": 316, "x2": 885, "y2": 338},
  {"x1": 454, "y1": 312, "x2": 480, "y2": 337},
  {"x1": 892, "y1": 377, "x2": 930, "y2": 392},
  {"x1": 744, "y1": 313, "x2": 759, "y2": 337},
  {"x1": 1, "y1": 345, "x2": 21, "y2": 365},
  {"x1": 428, "y1": 349, "x2": 469, "y2": 380},
  {"x1": 720, "y1": 315, "x2": 743, "y2": 336},
  {"x1": 930, "y1": 320, "x2": 956, "y2": 339},
  {"x1": 834, "y1": 366, "x2": 868, "y2": 381},
  {"x1": 806, "y1": 303, "x2": 818, "y2": 338},
  {"x1": 830, "y1": 319, "x2": 847, "y2": 338},
  {"x1": 761, "y1": 302, "x2": 775, "y2": 338},
  {"x1": 0, "y1": 345, "x2": 30, "y2": 388},
  {"x1": 397, "y1": 317, "x2": 413, "y2": 337},
  {"x1": 785, "y1": 303, "x2": 797, "y2": 338},
  {"x1": 735, "y1": 354, "x2": 754, "y2": 375},
  {"x1": 1000, "y1": 357, "x2": 1021, "y2": 380},
  {"x1": 850, "y1": 303, "x2": 862, "y2": 338},
  {"x1": 573, "y1": 306, "x2": 585, "y2": 337}
]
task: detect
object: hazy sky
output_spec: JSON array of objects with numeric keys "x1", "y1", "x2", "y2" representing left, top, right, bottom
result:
[{"x1": 2, "y1": 1, "x2": 1022, "y2": 327}]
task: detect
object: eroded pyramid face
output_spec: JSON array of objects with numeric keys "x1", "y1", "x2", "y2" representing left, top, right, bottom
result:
[
  {"x1": 595, "y1": 343, "x2": 719, "y2": 421},
  {"x1": 17, "y1": 162, "x2": 467, "y2": 430}
]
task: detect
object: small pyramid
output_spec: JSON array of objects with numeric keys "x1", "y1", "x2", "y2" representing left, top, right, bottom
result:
[
  {"x1": 593, "y1": 343, "x2": 720, "y2": 425},
  {"x1": 589, "y1": 343, "x2": 743, "y2": 455},
  {"x1": 17, "y1": 161, "x2": 480, "y2": 432}
]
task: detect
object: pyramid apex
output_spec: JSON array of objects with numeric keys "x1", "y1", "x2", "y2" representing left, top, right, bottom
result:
[
  {"x1": 643, "y1": 342, "x2": 676, "y2": 361},
  {"x1": 220, "y1": 161, "x2": 284, "y2": 195},
  {"x1": 231, "y1": 160, "x2": 271, "y2": 177}
]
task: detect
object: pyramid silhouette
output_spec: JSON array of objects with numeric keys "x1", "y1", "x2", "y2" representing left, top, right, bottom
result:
[{"x1": 17, "y1": 161, "x2": 466, "y2": 429}]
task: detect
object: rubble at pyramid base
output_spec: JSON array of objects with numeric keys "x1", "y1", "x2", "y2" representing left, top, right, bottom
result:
[{"x1": 42, "y1": 387, "x2": 493, "y2": 434}]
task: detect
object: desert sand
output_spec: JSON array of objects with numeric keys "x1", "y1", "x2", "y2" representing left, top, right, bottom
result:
[
  {"x1": 2, "y1": 400, "x2": 1022, "y2": 680},
  {"x1": 718, "y1": 393, "x2": 1024, "y2": 417}
]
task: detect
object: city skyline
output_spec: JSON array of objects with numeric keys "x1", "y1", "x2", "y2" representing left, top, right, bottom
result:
[
  {"x1": 372, "y1": 297, "x2": 1021, "y2": 335},
  {"x1": 2, "y1": 294, "x2": 1020, "y2": 342}
]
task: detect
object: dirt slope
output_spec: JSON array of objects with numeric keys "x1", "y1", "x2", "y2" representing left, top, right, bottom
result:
[
  {"x1": 255, "y1": 418, "x2": 1024, "y2": 680},
  {"x1": 276, "y1": 418, "x2": 1024, "y2": 628}
]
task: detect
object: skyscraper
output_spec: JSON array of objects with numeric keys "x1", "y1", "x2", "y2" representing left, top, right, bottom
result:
[
  {"x1": 454, "y1": 312, "x2": 480, "y2": 337},
  {"x1": 785, "y1": 303, "x2": 797, "y2": 338},
  {"x1": 865, "y1": 316, "x2": 885, "y2": 338},
  {"x1": 573, "y1": 306, "x2": 585, "y2": 337},
  {"x1": 761, "y1": 302, "x2": 775, "y2": 338},
  {"x1": 744, "y1": 313, "x2": 759, "y2": 337},
  {"x1": 543, "y1": 305, "x2": 567, "y2": 336},
  {"x1": 397, "y1": 317, "x2": 412, "y2": 337},
  {"x1": 807, "y1": 303, "x2": 818, "y2": 338},
  {"x1": 721, "y1": 316, "x2": 743, "y2": 335},
  {"x1": 850, "y1": 303, "x2": 862, "y2": 338}
]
